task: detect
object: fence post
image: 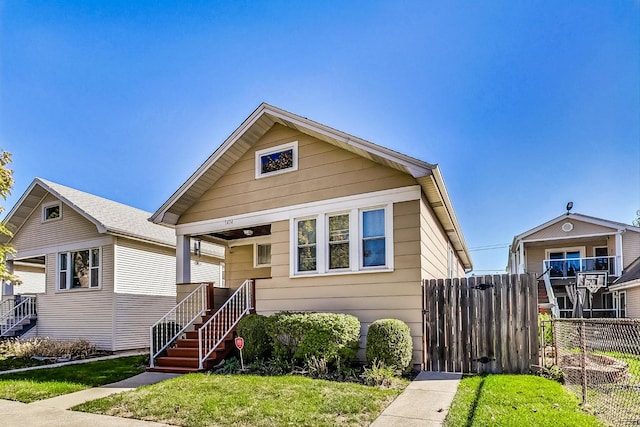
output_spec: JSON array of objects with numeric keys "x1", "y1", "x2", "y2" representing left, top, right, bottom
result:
[{"x1": 580, "y1": 319, "x2": 587, "y2": 405}]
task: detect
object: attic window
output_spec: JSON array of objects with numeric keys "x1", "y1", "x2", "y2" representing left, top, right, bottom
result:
[
  {"x1": 42, "y1": 202, "x2": 62, "y2": 222},
  {"x1": 255, "y1": 141, "x2": 298, "y2": 178}
]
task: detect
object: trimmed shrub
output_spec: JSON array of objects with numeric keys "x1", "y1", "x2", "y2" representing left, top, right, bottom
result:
[
  {"x1": 236, "y1": 313, "x2": 272, "y2": 362},
  {"x1": 366, "y1": 319, "x2": 413, "y2": 374},
  {"x1": 268, "y1": 312, "x2": 361, "y2": 368}
]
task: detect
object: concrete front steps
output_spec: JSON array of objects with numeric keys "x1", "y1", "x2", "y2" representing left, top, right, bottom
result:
[{"x1": 0, "y1": 315, "x2": 37, "y2": 339}]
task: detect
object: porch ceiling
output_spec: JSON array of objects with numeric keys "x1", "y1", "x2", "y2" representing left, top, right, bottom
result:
[{"x1": 210, "y1": 224, "x2": 271, "y2": 240}]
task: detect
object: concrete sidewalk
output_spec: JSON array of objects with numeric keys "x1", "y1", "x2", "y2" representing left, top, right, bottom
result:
[
  {"x1": 371, "y1": 371, "x2": 461, "y2": 426},
  {"x1": 0, "y1": 372, "x2": 179, "y2": 426},
  {"x1": 30, "y1": 372, "x2": 180, "y2": 410}
]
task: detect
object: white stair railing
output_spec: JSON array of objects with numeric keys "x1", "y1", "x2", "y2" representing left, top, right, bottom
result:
[
  {"x1": 150, "y1": 283, "x2": 207, "y2": 368},
  {"x1": 198, "y1": 279, "x2": 254, "y2": 370},
  {"x1": 0, "y1": 295, "x2": 36, "y2": 337},
  {"x1": 543, "y1": 272, "x2": 560, "y2": 318}
]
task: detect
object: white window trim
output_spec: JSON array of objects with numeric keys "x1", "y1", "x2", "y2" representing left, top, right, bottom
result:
[
  {"x1": 255, "y1": 141, "x2": 298, "y2": 179},
  {"x1": 254, "y1": 242, "x2": 272, "y2": 268},
  {"x1": 326, "y1": 211, "x2": 352, "y2": 272},
  {"x1": 616, "y1": 290, "x2": 627, "y2": 318},
  {"x1": 56, "y1": 247, "x2": 102, "y2": 292},
  {"x1": 42, "y1": 201, "x2": 62, "y2": 223},
  {"x1": 290, "y1": 203, "x2": 393, "y2": 277},
  {"x1": 544, "y1": 246, "x2": 586, "y2": 259},
  {"x1": 593, "y1": 246, "x2": 608, "y2": 256}
]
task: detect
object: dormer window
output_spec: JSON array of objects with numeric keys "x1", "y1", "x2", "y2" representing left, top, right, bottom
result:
[
  {"x1": 255, "y1": 141, "x2": 298, "y2": 178},
  {"x1": 43, "y1": 202, "x2": 62, "y2": 222}
]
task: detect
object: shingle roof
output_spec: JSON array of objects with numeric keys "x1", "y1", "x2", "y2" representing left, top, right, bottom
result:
[
  {"x1": 3, "y1": 178, "x2": 227, "y2": 257},
  {"x1": 614, "y1": 256, "x2": 640, "y2": 286},
  {"x1": 36, "y1": 178, "x2": 177, "y2": 246}
]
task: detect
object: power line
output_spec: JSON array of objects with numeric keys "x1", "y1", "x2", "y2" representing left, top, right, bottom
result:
[{"x1": 468, "y1": 243, "x2": 510, "y2": 252}]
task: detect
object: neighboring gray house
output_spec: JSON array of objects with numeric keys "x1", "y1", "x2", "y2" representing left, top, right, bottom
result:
[{"x1": 1, "y1": 178, "x2": 224, "y2": 350}]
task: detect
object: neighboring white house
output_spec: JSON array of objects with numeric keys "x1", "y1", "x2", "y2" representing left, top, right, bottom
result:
[{"x1": 1, "y1": 178, "x2": 224, "y2": 350}]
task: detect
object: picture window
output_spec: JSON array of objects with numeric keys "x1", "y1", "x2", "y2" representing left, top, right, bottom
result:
[{"x1": 255, "y1": 141, "x2": 298, "y2": 178}]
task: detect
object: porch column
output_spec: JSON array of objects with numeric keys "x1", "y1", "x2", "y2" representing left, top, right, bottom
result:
[
  {"x1": 518, "y1": 241, "x2": 525, "y2": 274},
  {"x1": 615, "y1": 231, "x2": 623, "y2": 276},
  {"x1": 176, "y1": 235, "x2": 191, "y2": 283}
]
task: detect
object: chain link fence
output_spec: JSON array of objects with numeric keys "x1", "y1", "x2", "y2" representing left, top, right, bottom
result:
[{"x1": 544, "y1": 318, "x2": 640, "y2": 426}]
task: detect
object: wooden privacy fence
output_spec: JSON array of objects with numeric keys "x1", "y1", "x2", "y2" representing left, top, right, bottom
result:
[{"x1": 422, "y1": 274, "x2": 538, "y2": 374}]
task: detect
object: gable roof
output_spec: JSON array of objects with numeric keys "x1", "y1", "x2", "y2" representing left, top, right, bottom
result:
[
  {"x1": 510, "y1": 212, "x2": 640, "y2": 252},
  {"x1": 151, "y1": 102, "x2": 472, "y2": 270},
  {"x1": 611, "y1": 256, "x2": 640, "y2": 290},
  {"x1": 3, "y1": 178, "x2": 177, "y2": 248}
]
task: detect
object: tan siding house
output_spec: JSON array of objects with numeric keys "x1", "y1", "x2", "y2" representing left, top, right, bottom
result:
[
  {"x1": 2, "y1": 178, "x2": 223, "y2": 350},
  {"x1": 151, "y1": 103, "x2": 472, "y2": 365},
  {"x1": 508, "y1": 212, "x2": 640, "y2": 319}
]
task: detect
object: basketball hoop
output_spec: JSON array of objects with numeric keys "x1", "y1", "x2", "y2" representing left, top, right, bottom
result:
[{"x1": 576, "y1": 272, "x2": 607, "y2": 293}]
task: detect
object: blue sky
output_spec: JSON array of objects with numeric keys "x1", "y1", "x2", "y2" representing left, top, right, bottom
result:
[{"x1": 1, "y1": 1, "x2": 639, "y2": 273}]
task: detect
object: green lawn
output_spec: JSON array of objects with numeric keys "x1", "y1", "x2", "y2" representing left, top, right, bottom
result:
[
  {"x1": 444, "y1": 374, "x2": 603, "y2": 427},
  {"x1": 0, "y1": 355, "x2": 53, "y2": 371},
  {"x1": 74, "y1": 373, "x2": 407, "y2": 427},
  {"x1": 0, "y1": 355, "x2": 147, "y2": 403}
]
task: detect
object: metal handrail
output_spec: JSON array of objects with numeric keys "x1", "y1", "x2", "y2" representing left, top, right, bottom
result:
[
  {"x1": 149, "y1": 283, "x2": 207, "y2": 368},
  {"x1": 198, "y1": 279, "x2": 253, "y2": 370},
  {"x1": 0, "y1": 295, "x2": 37, "y2": 337}
]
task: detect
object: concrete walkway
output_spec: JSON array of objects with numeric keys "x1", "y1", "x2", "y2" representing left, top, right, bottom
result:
[
  {"x1": 30, "y1": 372, "x2": 180, "y2": 410},
  {"x1": 371, "y1": 371, "x2": 462, "y2": 427},
  {"x1": 0, "y1": 366, "x2": 460, "y2": 426},
  {"x1": 0, "y1": 372, "x2": 178, "y2": 426}
]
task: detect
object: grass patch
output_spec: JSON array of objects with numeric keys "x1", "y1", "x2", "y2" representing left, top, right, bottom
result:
[
  {"x1": 0, "y1": 355, "x2": 147, "y2": 403},
  {"x1": 0, "y1": 355, "x2": 53, "y2": 371},
  {"x1": 74, "y1": 373, "x2": 406, "y2": 426},
  {"x1": 444, "y1": 374, "x2": 604, "y2": 427}
]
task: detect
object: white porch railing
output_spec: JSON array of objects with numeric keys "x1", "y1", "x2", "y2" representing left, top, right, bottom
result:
[
  {"x1": 149, "y1": 283, "x2": 207, "y2": 368},
  {"x1": 542, "y1": 271, "x2": 560, "y2": 318},
  {"x1": 542, "y1": 255, "x2": 619, "y2": 279},
  {"x1": 0, "y1": 295, "x2": 37, "y2": 337},
  {"x1": 198, "y1": 279, "x2": 254, "y2": 370}
]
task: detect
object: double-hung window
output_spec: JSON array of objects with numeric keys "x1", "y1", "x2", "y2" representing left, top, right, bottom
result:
[
  {"x1": 328, "y1": 214, "x2": 350, "y2": 270},
  {"x1": 362, "y1": 209, "x2": 386, "y2": 268},
  {"x1": 293, "y1": 205, "x2": 391, "y2": 276},
  {"x1": 58, "y1": 248, "x2": 101, "y2": 290},
  {"x1": 297, "y1": 218, "x2": 317, "y2": 272}
]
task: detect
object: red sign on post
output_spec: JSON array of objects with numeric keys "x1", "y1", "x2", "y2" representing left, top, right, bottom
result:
[{"x1": 235, "y1": 337, "x2": 245, "y2": 350}]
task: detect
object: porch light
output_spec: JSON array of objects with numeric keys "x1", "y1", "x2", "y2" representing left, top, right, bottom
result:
[{"x1": 243, "y1": 229, "x2": 254, "y2": 237}]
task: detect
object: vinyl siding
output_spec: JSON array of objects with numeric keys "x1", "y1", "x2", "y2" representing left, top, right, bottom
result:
[
  {"x1": 253, "y1": 201, "x2": 424, "y2": 363},
  {"x1": 623, "y1": 232, "x2": 640, "y2": 269},
  {"x1": 624, "y1": 287, "x2": 640, "y2": 318},
  {"x1": 114, "y1": 238, "x2": 176, "y2": 297},
  {"x1": 113, "y1": 293, "x2": 175, "y2": 351},
  {"x1": 419, "y1": 196, "x2": 465, "y2": 279},
  {"x1": 179, "y1": 124, "x2": 417, "y2": 224},
  {"x1": 36, "y1": 245, "x2": 115, "y2": 350},
  {"x1": 12, "y1": 264, "x2": 45, "y2": 294},
  {"x1": 526, "y1": 219, "x2": 617, "y2": 241},
  {"x1": 11, "y1": 193, "x2": 103, "y2": 252},
  {"x1": 227, "y1": 245, "x2": 271, "y2": 290}
]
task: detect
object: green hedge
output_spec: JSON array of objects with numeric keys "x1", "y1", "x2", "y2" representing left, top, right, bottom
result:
[
  {"x1": 236, "y1": 314, "x2": 272, "y2": 362},
  {"x1": 268, "y1": 312, "x2": 361, "y2": 367},
  {"x1": 366, "y1": 319, "x2": 413, "y2": 373}
]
